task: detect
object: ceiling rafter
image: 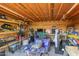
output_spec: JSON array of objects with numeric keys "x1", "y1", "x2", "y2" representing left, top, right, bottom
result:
[
  {"x1": 0, "y1": 4, "x2": 33, "y2": 22},
  {"x1": 45, "y1": 4, "x2": 49, "y2": 21},
  {"x1": 43, "y1": 4, "x2": 49, "y2": 21},
  {"x1": 38, "y1": 4, "x2": 46, "y2": 21},
  {"x1": 27, "y1": 4, "x2": 41, "y2": 21},
  {"x1": 0, "y1": 4, "x2": 34, "y2": 22},
  {"x1": 18, "y1": 4, "x2": 36, "y2": 22},
  {"x1": 0, "y1": 4, "x2": 24, "y2": 18},
  {"x1": 55, "y1": 3, "x2": 63, "y2": 20},
  {"x1": 21, "y1": 4, "x2": 40, "y2": 21},
  {"x1": 0, "y1": 9, "x2": 22, "y2": 20},
  {"x1": 65, "y1": 3, "x2": 78, "y2": 16},
  {"x1": 65, "y1": 3, "x2": 78, "y2": 15},
  {"x1": 36, "y1": 3, "x2": 44, "y2": 20},
  {"x1": 50, "y1": 4, "x2": 54, "y2": 21},
  {"x1": 67, "y1": 5, "x2": 79, "y2": 19},
  {"x1": 35, "y1": 3, "x2": 43, "y2": 21},
  {"x1": 0, "y1": 7, "x2": 24, "y2": 20},
  {"x1": 60, "y1": 3, "x2": 78, "y2": 20},
  {"x1": 48, "y1": 3, "x2": 52, "y2": 21},
  {"x1": 5, "y1": 4, "x2": 30, "y2": 22},
  {"x1": 15, "y1": 3, "x2": 34, "y2": 22}
]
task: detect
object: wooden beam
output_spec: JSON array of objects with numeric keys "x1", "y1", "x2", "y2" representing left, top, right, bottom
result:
[
  {"x1": 13, "y1": 4, "x2": 34, "y2": 22},
  {"x1": 27, "y1": 4, "x2": 41, "y2": 21},
  {"x1": 48, "y1": 3, "x2": 51, "y2": 21},
  {"x1": 15, "y1": 4, "x2": 34, "y2": 22},
  {"x1": 20, "y1": 4, "x2": 39, "y2": 21},
  {"x1": 49, "y1": 3, "x2": 54, "y2": 21},
  {"x1": 65, "y1": 3, "x2": 78, "y2": 16},
  {"x1": 38, "y1": 4, "x2": 46, "y2": 21},
  {"x1": 60, "y1": 3, "x2": 78, "y2": 20},
  {"x1": 55, "y1": 4, "x2": 63, "y2": 20},
  {"x1": 0, "y1": 9, "x2": 22, "y2": 20},
  {"x1": 68, "y1": 6, "x2": 79, "y2": 19},
  {"x1": 35, "y1": 3, "x2": 43, "y2": 21},
  {"x1": 70, "y1": 11, "x2": 79, "y2": 18},
  {"x1": 0, "y1": 4, "x2": 24, "y2": 18},
  {"x1": 0, "y1": 4, "x2": 33, "y2": 22},
  {"x1": 35, "y1": 3, "x2": 44, "y2": 21}
]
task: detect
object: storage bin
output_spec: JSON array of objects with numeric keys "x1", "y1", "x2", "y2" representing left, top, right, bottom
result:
[{"x1": 8, "y1": 44, "x2": 17, "y2": 53}]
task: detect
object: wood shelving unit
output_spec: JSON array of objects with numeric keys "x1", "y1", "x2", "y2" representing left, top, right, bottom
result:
[
  {"x1": 8, "y1": 41, "x2": 19, "y2": 46},
  {"x1": 0, "y1": 19, "x2": 19, "y2": 51},
  {"x1": 0, "y1": 41, "x2": 19, "y2": 52},
  {"x1": 0, "y1": 31, "x2": 18, "y2": 34},
  {"x1": 0, "y1": 45, "x2": 7, "y2": 52},
  {"x1": 0, "y1": 31, "x2": 18, "y2": 38},
  {"x1": 0, "y1": 19, "x2": 19, "y2": 24}
]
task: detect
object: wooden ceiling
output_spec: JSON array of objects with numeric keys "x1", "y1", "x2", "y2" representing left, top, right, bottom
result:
[{"x1": 0, "y1": 3, "x2": 79, "y2": 22}]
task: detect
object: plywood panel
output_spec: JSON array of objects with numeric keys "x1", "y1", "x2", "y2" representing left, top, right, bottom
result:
[{"x1": 32, "y1": 20, "x2": 71, "y2": 31}]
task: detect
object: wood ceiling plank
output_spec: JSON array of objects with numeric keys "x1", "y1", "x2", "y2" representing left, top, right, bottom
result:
[
  {"x1": 70, "y1": 15, "x2": 79, "y2": 20},
  {"x1": 0, "y1": 7, "x2": 24, "y2": 20},
  {"x1": 27, "y1": 3, "x2": 41, "y2": 21},
  {"x1": 42, "y1": 3, "x2": 49, "y2": 21},
  {"x1": 42, "y1": 4, "x2": 49, "y2": 21},
  {"x1": 5, "y1": 4, "x2": 29, "y2": 20},
  {"x1": 53, "y1": 3, "x2": 62, "y2": 20},
  {"x1": 35, "y1": 3, "x2": 44, "y2": 21},
  {"x1": 1, "y1": 3, "x2": 77, "y2": 22},
  {"x1": 0, "y1": 4, "x2": 25, "y2": 19},
  {"x1": 0, "y1": 3, "x2": 34, "y2": 22},
  {"x1": 45, "y1": 4, "x2": 50, "y2": 21},
  {"x1": 48, "y1": 3, "x2": 51, "y2": 21},
  {"x1": 65, "y1": 3, "x2": 78, "y2": 16},
  {"x1": 38, "y1": 3, "x2": 46, "y2": 21},
  {"x1": 21, "y1": 3, "x2": 40, "y2": 21},
  {"x1": 55, "y1": 3, "x2": 63, "y2": 20},
  {"x1": 36, "y1": 3, "x2": 48, "y2": 21},
  {"x1": 59, "y1": 3, "x2": 74, "y2": 20},
  {"x1": 67, "y1": 4, "x2": 79, "y2": 19},
  {"x1": 5, "y1": 4, "x2": 29, "y2": 17},
  {"x1": 0, "y1": 9, "x2": 22, "y2": 20},
  {"x1": 14, "y1": 3, "x2": 34, "y2": 22},
  {"x1": 0, "y1": 4, "x2": 29, "y2": 22},
  {"x1": 48, "y1": 3, "x2": 54, "y2": 21},
  {"x1": 60, "y1": 3, "x2": 78, "y2": 20},
  {"x1": 51, "y1": 4, "x2": 54, "y2": 20}
]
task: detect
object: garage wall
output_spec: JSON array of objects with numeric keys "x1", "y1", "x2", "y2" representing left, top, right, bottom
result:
[
  {"x1": 32, "y1": 20, "x2": 72, "y2": 31},
  {"x1": 72, "y1": 19, "x2": 79, "y2": 32}
]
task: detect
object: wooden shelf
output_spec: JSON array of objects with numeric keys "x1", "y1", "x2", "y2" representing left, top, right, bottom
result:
[
  {"x1": 0, "y1": 19, "x2": 19, "y2": 24},
  {"x1": 0, "y1": 41, "x2": 19, "y2": 52},
  {"x1": 0, "y1": 31, "x2": 18, "y2": 38},
  {"x1": 0, "y1": 45, "x2": 7, "y2": 52},
  {"x1": 0, "y1": 31, "x2": 18, "y2": 34},
  {"x1": 8, "y1": 41, "x2": 19, "y2": 46},
  {"x1": 0, "y1": 19, "x2": 19, "y2": 51}
]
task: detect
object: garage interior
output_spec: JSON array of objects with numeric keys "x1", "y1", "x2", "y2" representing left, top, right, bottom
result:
[{"x1": 0, "y1": 3, "x2": 79, "y2": 56}]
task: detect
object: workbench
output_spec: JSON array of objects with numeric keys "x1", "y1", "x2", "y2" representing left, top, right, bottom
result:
[
  {"x1": 0, "y1": 41, "x2": 19, "y2": 52},
  {"x1": 65, "y1": 46, "x2": 79, "y2": 56}
]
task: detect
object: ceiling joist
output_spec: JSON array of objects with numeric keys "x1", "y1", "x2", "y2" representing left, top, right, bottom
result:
[
  {"x1": 0, "y1": 3, "x2": 78, "y2": 22},
  {"x1": 65, "y1": 3, "x2": 78, "y2": 16},
  {"x1": 60, "y1": 3, "x2": 78, "y2": 20},
  {"x1": 0, "y1": 4, "x2": 34, "y2": 22},
  {"x1": 55, "y1": 4, "x2": 63, "y2": 20}
]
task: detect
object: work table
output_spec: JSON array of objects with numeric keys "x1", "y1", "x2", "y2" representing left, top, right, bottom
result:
[{"x1": 65, "y1": 46, "x2": 79, "y2": 56}]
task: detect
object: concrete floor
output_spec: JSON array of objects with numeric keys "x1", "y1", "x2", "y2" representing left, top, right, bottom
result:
[{"x1": 5, "y1": 46, "x2": 68, "y2": 56}]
